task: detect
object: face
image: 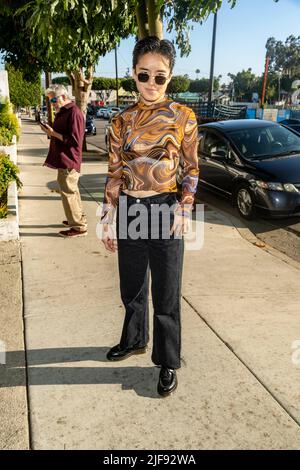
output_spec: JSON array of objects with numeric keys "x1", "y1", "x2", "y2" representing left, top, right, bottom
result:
[
  {"x1": 132, "y1": 52, "x2": 172, "y2": 103},
  {"x1": 48, "y1": 93, "x2": 66, "y2": 111}
]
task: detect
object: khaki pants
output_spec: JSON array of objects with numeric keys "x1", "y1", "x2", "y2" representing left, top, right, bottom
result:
[{"x1": 57, "y1": 169, "x2": 87, "y2": 232}]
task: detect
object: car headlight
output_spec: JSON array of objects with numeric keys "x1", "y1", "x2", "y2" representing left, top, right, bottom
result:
[
  {"x1": 251, "y1": 180, "x2": 299, "y2": 192},
  {"x1": 283, "y1": 183, "x2": 299, "y2": 193},
  {"x1": 266, "y1": 182, "x2": 284, "y2": 191},
  {"x1": 252, "y1": 180, "x2": 283, "y2": 191}
]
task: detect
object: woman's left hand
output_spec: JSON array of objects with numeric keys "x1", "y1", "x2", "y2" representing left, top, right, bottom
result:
[{"x1": 170, "y1": 213, "x2": 190, "y2": 237}]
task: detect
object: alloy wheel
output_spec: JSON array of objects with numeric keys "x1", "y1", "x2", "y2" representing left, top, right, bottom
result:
[{"x1": 237, "y1": 188, "x2": 253, "y2": 217}]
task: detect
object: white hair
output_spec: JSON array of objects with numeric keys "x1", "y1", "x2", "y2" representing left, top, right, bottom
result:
[{"x1": 45, "y1": 84, "x2": 70, "y2": 98}]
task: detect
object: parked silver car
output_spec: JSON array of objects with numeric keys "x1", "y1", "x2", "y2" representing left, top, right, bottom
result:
[
  {"x1": 96, "y1": 106, "x2": 107, "y2": 118},
  {"x1": 102, "y1": 106, "x2": 121, "y2": 119}
]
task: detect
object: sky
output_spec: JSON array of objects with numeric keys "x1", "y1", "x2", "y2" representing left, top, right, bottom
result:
[
  {"x1": 1, "y1": 0, "x2": 299, "y2": 84},
  {"x1": 95, "y1": 0, "x2": 300, "y2": 83}
]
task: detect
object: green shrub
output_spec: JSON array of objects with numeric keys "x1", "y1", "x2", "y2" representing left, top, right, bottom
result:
[
  {"x1": 0, "y1": 190, "x2": 8, "y2": 218},
  {"x1": 8, "y1": 112, "x2": 20, "y2": 140},
  {"x1": 0, "y1": 151, "x2": 22, "y2": 218},
  {"x1": 0, "y1": 98, "x2": 20, "y2": 141},
  {"x1": 0, "y1": 126, "x2": 14, "y2": 146}
]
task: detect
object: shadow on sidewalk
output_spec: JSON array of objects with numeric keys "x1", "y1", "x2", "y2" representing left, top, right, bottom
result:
[
  {"x1": 19, "y1": 233, "x2": 62, "y2": 237},
  {"x1": 0, "y1": 348, "x2": 160, "y2": 398},
  {"x1": 19, "y1": 194, "x2": 95, "y2": 202},
  {"x1": 17, "y1": 147, "x2": 48, "y2": 156},
  {"x1": 20, "y1": 224, "x2": 66, "y2": 229}
]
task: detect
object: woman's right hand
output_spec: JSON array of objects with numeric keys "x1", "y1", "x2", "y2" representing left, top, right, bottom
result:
[{"x1": 101, "y1": 223, "x2": 118, "y2": 253}]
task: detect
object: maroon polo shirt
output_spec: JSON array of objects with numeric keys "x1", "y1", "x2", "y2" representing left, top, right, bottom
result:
[{"x1": 44, "y1": 102, "x2": 85, "y2": 172}]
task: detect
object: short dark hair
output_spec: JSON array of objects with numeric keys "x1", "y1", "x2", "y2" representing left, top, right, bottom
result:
[{"x1": 133, "y1": 36, "x2": 176, "y2": 73}]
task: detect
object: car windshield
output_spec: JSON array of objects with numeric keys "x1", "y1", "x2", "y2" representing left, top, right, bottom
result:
[{"x1": 229, "y1": 125, "x2": 300, "y2": 159}]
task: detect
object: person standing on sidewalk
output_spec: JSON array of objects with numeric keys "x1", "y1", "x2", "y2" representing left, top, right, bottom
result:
[
  {"x1": 100, "y1": 36, "x2": 199, "y2": 397},
  {"x1": 40, "y1": 84, "x2": 87, "y2": 238}
]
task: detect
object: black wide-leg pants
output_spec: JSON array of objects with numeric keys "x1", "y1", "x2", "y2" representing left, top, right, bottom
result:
[{"x1": 116, "y1": 191, "x2": 184, "y2": 369}]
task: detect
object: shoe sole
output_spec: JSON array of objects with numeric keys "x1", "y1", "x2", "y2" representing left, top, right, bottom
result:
[
  {"x1": 59, "y1": 232, "x2": 88, "y2": 238},
  {"x1": 107, "y1": 346, "x2": 148, "y2": 361}
]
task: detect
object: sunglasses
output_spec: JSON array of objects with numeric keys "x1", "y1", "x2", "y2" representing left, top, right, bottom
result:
[
  {"x1": 137, "y1": 72, "x2": 168, "y2": 85},
  {"x1": 49, "y1": 97, "x2": 58, "y2": 104}
]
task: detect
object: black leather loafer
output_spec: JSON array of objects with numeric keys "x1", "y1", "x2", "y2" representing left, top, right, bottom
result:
[
  {"x1": 157, "y1": 367, "x2": 177, "y2": 397},
  {"x1": 106, "y1": 343, "x2": 147, "y2": 361}
]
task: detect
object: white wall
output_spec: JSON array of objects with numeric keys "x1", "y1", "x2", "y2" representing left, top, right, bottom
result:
[{"x1": 0, "y1": 70, "x2": 9, "y2": 101}]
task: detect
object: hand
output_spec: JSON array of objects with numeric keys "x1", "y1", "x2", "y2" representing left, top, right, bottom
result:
[
  {"x1": 101, "y1": 223, "x2": 118, "y2": 253},
  {"x1": 170, "y1": 213, "x2": 190, "y2": 237},
  {"x1": 40, "y1": 122, "x2": 54, "y2": 137}
]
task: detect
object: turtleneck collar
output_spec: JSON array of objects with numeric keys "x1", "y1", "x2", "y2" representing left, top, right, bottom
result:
[{"x1": 137, "y1": 96, "x2": 171, "y2": 110}]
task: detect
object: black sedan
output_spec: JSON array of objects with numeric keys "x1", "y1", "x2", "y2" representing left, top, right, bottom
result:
[
  {"x1": 198, "y1": 119, "x2": 300, "y2": 219},
  {"x1": 85, "y1": 116, "x2": 97, "y2": 135}
]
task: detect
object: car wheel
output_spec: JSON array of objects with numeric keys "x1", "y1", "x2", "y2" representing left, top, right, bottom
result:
[{"x1": 234, "y1": 184, "x2": 256, "y2": 220}]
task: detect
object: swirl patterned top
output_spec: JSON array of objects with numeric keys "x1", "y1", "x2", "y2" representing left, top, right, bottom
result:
[{"x1": 101, "y1": 97, "x2": 199, "y2": 223}]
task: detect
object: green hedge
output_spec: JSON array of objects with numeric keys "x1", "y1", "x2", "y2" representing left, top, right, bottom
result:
[
  {"x1": 0, "y1": 98, "x2": 20, "y2": 143},
  {"x1": 0, "y1": 126, "x2": 14, "y2": 146}
]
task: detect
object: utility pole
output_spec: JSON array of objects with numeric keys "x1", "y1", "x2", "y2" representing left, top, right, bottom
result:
[
  {"x1": 115, "y1": 46, "x2": 119, "y2": 107},
  {"x1": 208, "y1": 12, "x2": 218, "y2": 103},
  {"x1": 261, "y1": 56, "x2": 270, "y2": 107}
]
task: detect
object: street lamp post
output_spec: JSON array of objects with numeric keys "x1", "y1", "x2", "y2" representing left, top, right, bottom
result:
[{"x1": 208, "y1": 12, "x2": 218, "y2": 103}]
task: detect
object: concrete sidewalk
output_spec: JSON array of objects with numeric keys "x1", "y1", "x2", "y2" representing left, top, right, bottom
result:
[
  {"x1": 0, "y1": 240, "x2": 29, "y2": 450},
  {"x1": 6, "y1": 118, "x2": 300, "y2": 449}
]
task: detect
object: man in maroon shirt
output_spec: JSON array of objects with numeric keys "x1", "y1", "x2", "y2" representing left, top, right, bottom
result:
[{"x1": 40, "y1": 84, "x2": 87, "y2": 237}]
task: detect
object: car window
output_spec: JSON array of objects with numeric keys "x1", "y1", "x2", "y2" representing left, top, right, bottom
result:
[
  {"x1": 203, "y1": 132, "x2": 228, "y2": 158},
  {"x1": 230, "y1": 125, "x2": 300, "y2": 158}
]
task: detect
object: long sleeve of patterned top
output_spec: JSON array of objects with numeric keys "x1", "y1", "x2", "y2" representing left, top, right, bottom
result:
[
  {"x1": 100, "y1": 114, "x2": 124, "y2": 224},
  {"x1": 176, "y1": 107, "x2": 199, "y2": 217},
  {"x1": 100, "y1": 98, "x2": 199, "y2": 224}
]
